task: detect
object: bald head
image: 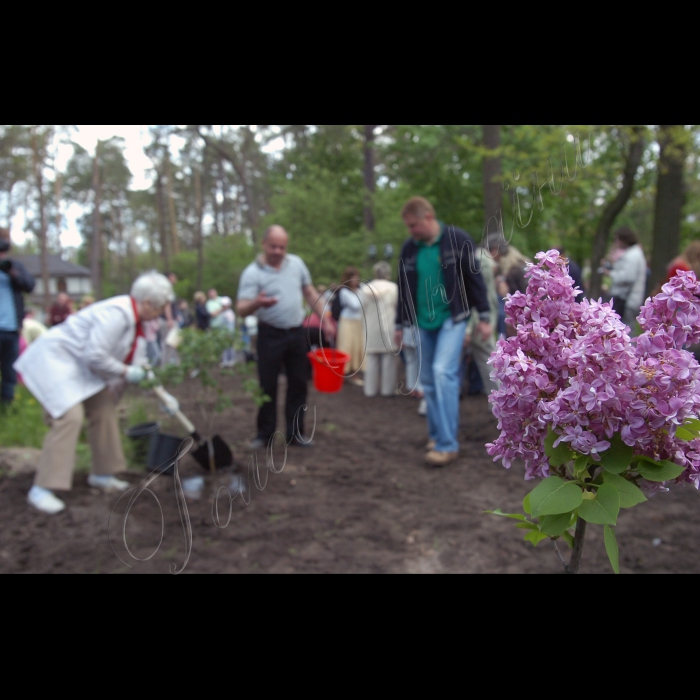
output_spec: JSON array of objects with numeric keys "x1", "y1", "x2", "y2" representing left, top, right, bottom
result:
[
  {"x1": 263, "y1": 225, "x2": 289, "y2": 268},
  {"x1": 264, "y1": 225, "x2": 288, "y2": 243}
]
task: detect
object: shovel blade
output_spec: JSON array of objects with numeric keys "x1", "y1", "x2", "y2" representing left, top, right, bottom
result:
[
  {"x1": 191, "y1": 435, "x2": 233, "y2": 471},
  {"x1": 212, "y1": 435, "x2": 234, "y2": 469}
]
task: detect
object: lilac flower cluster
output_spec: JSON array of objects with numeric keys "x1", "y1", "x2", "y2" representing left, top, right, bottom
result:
[{"x1": 486, "y1": 252, "x2": 700, "y2": 488}]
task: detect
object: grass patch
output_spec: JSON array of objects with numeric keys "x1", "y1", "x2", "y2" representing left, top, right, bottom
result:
[
  {"x1": 1, "y1": 386, "x2": 157, "y2": 475},
  {"x1": 0, "y1": 385, "x2": 48, "y2": 448}
]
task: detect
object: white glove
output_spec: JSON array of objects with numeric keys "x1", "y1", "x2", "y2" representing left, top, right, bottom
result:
[
  {"x1": 158, "y1": 390, "x2": 180, "y2": 416},
  {"x1": 125, "y1": 366, "x2": 146, "y2": 384}
]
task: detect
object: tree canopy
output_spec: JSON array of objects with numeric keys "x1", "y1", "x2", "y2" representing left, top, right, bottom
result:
[{"x1": 1, "y1": 124, "x2": 697, "y2": 306}]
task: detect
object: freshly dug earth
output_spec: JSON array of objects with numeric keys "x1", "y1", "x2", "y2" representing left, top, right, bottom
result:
[{"x1": 1, "y1": 368, "x2": 699, "y2": 574}]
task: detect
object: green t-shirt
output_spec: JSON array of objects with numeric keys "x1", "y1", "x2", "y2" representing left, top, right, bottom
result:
[{"x1": 416, "y1": 224, "x2": 451, "y2": 330}]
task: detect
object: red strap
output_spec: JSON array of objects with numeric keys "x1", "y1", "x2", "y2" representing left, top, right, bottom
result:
[{"x1": 124, "y1": 296, "x2": 145, "y2": 365}]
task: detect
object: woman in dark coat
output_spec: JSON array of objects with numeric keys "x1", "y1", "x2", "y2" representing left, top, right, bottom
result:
[{"x1": 194, "y1": 291, "x2": 210, "y2": 331}]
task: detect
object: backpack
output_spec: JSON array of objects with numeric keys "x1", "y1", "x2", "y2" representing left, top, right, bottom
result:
[{"x1": 331, "y1": 289, "x2": 343, "y2": 322}]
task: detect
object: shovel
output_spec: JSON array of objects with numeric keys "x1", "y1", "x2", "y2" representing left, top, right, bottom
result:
[{"x1": 152, "y1": 385, "x2": 233, "y2": 473}]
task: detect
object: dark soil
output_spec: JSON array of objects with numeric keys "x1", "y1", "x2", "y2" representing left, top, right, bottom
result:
[{"x1": 2, "y1": 367, "x2": 699, "y2": 574}]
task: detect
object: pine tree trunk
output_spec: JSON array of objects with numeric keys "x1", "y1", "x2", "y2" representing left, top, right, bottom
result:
[
  {"x1": 219, "y1": 158, "x2": 227, "y2": 235},
  {"x1": 482, "y1": 125, "x2": 503, "y2": 230},
  {"x1": 156, "y1": 171, "x2": 169, "y2": 272},
  {"x1": 194, "y1": 166, "x2": 204, "y2": 291},
  {"x1": 165, "y1": 156, "x2": 180, "y2": 255},
  {"x1": 588, "y1": 127, "x2": 644, "y2": 301},
  {"x1": 91, "y1": 149, "x2": 102, "y2": 300},
  {"x1": 363, "y1": 125, "x2": 377, "y2": 233},
  {"x1": 650, "y1": 125, "x2": 686, "y2": 291},
  {"x1": 31, "y1": 130, "x2": 51, "y2": 314},
  {"x1": 53, "y1": 173, "x2": 62, "y2": 256}
]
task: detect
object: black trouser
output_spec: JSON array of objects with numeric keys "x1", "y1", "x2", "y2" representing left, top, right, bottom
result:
[
  {"x1": 0, "y1": 330, "x2": 19, "y2": 404},
  {"x1": 612, "y1": 296, "x2": 626, "y2": 321},
  {"x1": 256, "y1": 324, "x2": 311, "y2": 442}
]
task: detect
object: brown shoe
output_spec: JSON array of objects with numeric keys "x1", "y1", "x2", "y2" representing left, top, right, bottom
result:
[
  {"x1": 426, "y1": 440, "x2": 436, "y2": 451},
  {"x1": 425, "y1": 450, "x2": 459, "y2": 467}
]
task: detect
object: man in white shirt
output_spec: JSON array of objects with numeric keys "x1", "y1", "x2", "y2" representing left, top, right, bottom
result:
[{"x1": 237, "y1": 225, "x2": 332, "y2": 450}]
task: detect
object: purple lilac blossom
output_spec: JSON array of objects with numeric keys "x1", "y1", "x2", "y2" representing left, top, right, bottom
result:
[{"x1": 486, "y1": 252, "x2": 700, "y2": 489}]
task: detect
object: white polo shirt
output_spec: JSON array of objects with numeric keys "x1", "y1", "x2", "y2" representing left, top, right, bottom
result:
[{"x1": 237, "y1": 253, "x2": 312, "y2": 329}]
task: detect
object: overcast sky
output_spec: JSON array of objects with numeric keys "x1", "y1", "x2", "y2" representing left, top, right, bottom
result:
[
  {"x1": 11, "y1": 125, "x2": 285, "y2": 250},
  {"x1": 11, "y1": 125, "x2": 155, "y2": 249}
]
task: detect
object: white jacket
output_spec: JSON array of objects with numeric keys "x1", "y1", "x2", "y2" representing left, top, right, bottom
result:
[
  {"x1": 14, "y1": 295, "x2": 146, "y2": 419},
  {"x1": 361, "y1": 279, "x2": 399, "y2": 354},
  {"x1": 609, "y1": 244, "x2": 647, "y2": 321}
]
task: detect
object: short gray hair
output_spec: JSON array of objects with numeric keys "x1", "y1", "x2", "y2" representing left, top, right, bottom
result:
[
  {"x1": 486, "y1": 231, "x2": 509, "y2": 256},
  {"x1": 372, "y1": 261, "x2": 391, "y2": 280},
  {"x1": 130, "y1": 271, "x2": 174, "y2": 308}
]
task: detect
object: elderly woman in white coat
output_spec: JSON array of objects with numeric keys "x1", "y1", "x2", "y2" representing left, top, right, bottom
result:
[
  {"x1": 360, "y1": 261, "x2": 399, "y2": 398},
  {"x1": 15, "y1": 271, "x2": 175, "y2": 514}
]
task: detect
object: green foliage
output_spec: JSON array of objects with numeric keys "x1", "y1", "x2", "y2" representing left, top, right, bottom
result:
[
  {"x1": 539, "y1": 512, "x2": 575, "y2": 537},
  {"x1": 529, "y1": 476, "x2": 583, "y2": 517},
  {"x1": 0, "y1": 385, "x2": 48, "y2": 448},
  {"x1": 677, "y1": 419, "x2": 700, "y2": 443},
  {"x1": 169, "y1": 234, "x2": 255, "y2": 303},
  {"x1": 544, "y1": 427, "x2": 575, "y2": 467},
  {"x1": 146, "y1": 327, "x2": 269, "y2": 431},
  {"x1": 577, "y1": 483, "x2": 620, "y2": 525},
  {"x1": 634, "y1": 458, "x2": 685, "y2": 482},
  {"x1": 604, "y1": 525, "x2": 620, "y2": 574},
  {"x1": 599, "y1": 433, "x2": 634, "y2": 474},
  {"x1": 601, "y1": 473, "x2": 647, "y2": 508},
  {"x1": 483, "y1": 509, "x2": 528, "y2": 521},
  {"x1": 487, "y1": 427, "x2": 692, "y2": 574},
  {"x1": 0, "y1": 386, "x2": 146, "y2": 473}
]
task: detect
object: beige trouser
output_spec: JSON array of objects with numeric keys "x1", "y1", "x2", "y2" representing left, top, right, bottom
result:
[
  {"x1": 34, "y1": 388, "x2": 127, "y2": 491},
  {"x1": 337, "y1": 318, "x2": 366, "y2": 374},
  {"x1": 363, "y1": 353, "x2": 398, "y2": 397}
]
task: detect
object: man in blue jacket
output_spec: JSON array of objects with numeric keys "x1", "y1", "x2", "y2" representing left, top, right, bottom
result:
[
  {"x1": 0, "y1": 227, "x2": 35, "y2": 407},
  {"x1": 394, "y1": 198, "x2": 492, "y2": 466}
]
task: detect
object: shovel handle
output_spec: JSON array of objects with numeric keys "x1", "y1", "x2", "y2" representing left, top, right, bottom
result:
[{"x1": 152, "y1": 385, "x2": 197, "y2": 435}]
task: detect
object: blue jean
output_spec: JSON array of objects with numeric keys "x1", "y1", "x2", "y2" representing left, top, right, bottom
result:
[
  {"x1": 0, "y1": 330, "x2": 19, "y2": 404},
  {"x1": 418, "y1": 318, "x2": 467, "y2": 453}
]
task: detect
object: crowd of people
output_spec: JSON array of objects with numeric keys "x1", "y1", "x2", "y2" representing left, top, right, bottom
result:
[
  {"x1": 1, "y1": 207, "x2": 698, "y2": 514},
  {"x1": 136, "y1": 275, "x2": 257, "y2": 369}
]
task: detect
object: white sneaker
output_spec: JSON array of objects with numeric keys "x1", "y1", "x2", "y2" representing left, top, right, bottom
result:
[
  {"x1": 28, "y1": 485, "x2": 66, "y2": 514},
  {"x1": 418, "y1": 398, "x2": 427, "y2": 416},
  {"x1": 87, "y1": 474, "x2": 130, "y2": 491}
]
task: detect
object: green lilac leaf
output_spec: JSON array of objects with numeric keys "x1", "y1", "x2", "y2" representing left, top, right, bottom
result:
[
  {"x1": 682, "y1": 418, "x2": 700, "y2": 436},
  {"x1": 577, "y1": 484, "x2": 620, "y2": 525},
  {"x1": 604, "y1": 525, "x2": 620, "y2": 574},
  {"x1": 675, "y1": 427, "x2": 695, "y2": 442},
  {"x1": 601, "y1": 473, "x2": 647, "y2": 508},
  {"x1": 484, "y1": 509, "x2": 527, "y2": 521},
  {"x1": 539, "y1": 512, "x2": 574, "y2": 536},
  {"x1": 544, "y1": 428, "x2": 575, "y2": 467},
  {"x1": 529, "y1": 476, "x2": 583, "y2": 517},
  {"x1": 522, "y1": 493, "x2": 532, "y2": 515},
  {"x1": 635, "y1": 458, "x2": 685, "y2": 483},
  {"x1": 524, "y1": 530, "x2": 549, "y2": 546},
  {"x1": 574, "y1": 454, "x2": 590, "y2": 474},
  {"x1": 599, "y1": 433, "x2": 634, "y2": 474}
]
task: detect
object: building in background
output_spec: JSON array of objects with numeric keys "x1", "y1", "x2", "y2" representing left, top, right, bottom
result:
[{"x1": 13, "y1": 255, "x2": 92, "y2": 322}]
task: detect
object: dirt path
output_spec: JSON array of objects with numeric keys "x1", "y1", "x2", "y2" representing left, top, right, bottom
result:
[{"x1": 1, "y1": 369, "x2": 699, "y2": 574}]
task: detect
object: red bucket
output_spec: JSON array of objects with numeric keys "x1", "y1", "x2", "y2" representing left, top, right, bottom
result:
[{"x1": 307, "y1": 349, "x2": 350, "y2": 393}]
